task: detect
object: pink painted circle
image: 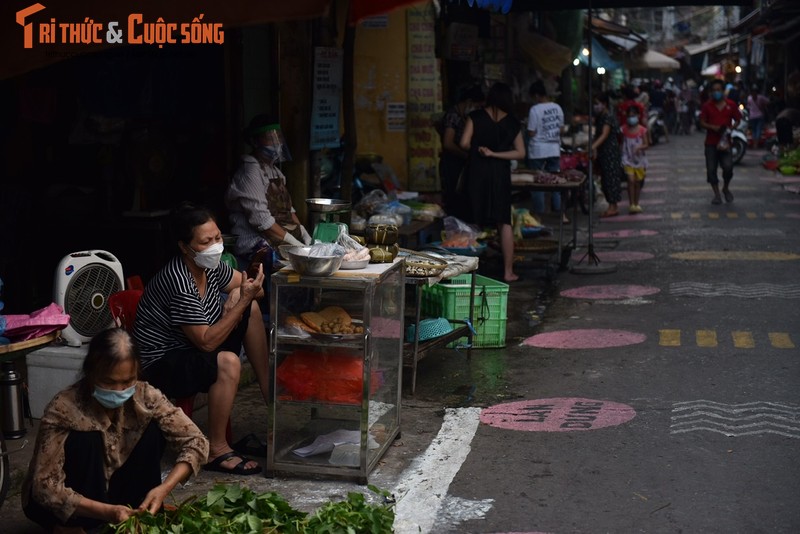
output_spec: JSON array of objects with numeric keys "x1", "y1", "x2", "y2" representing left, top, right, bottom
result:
[
  {"x1": 523, "y1": 328, "x2": 646, "y2": 349},
  {"x1": 594, "y1": 229, "x2": 659, "y2": 238},
  {"x1": 780, "y1": 198, "x2": 800, "y2": 205},
  {"x1": 594, "y1": 250, "x2": 654, "y2": 262},
  {"x1": 481, "y1": 397, "x2": 636, "y2": 432},
  {"x1": 560, "y1": 284, "x2": 660, "y2": 300}
]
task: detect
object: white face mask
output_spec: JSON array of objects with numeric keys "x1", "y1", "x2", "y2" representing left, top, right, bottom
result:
[{"x1": 192, "y1": 242, "x2": 224, "y2": 269}]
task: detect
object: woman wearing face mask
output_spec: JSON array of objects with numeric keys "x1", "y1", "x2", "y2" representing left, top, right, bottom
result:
[
  {"x1": 133, "y1": 201, "x2": 270, "y2": 476},
  {"x1": 22, "y1": 328, "x2": 209, "y2": 532},
  {"x1": 225, "y1": 114, "x2": 313, "y2": 312},
  {"x1": 699, "y1": 78, "x2": 741, "y2": 204},
  {"x1": 589, "y1": 91, "x2": 625, "y2": 218}
]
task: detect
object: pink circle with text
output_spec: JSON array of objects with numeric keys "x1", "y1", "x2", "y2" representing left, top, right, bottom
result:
[
  {"x1": 594, "y1": 251, "x2": 654, "y2": 262},
  {"x1": 594, "y1": 229, "x2": 659, "y2": 238},
  {"x1": 481, "y1": 398, "x2": 636, "y2": 432}
]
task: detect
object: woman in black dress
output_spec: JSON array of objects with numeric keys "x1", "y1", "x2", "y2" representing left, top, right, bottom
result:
[
  {"x1": 460, "y1": 82, "x2": 526, "y2": 282},
  {"x1": 590, "y1": 91, "x2": 624, "y2": 217}
]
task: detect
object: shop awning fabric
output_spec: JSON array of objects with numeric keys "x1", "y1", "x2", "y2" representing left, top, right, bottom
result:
[
  {"x1": 625, "y1": 49, "x2": 681, "y2": 72},
  {"x1": 578, "y1": 36, "x2": 622, "y2": 70}
]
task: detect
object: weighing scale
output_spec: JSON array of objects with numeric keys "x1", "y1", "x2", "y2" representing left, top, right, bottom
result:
[{"x1": 306, "y1": 198, "x2": 351, "y2": 242}]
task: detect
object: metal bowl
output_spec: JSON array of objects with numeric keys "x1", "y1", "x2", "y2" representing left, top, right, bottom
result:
[
  {"x1": 306, "y1": 198, "x2": 351, "y2": 213},
  {"x1": 285, "y1": 246, "x2": 343, "y2": 276}
]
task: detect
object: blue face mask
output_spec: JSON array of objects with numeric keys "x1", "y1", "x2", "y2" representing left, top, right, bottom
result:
[
  {"x1": 259, "y1": 145, "x2": 283, "y2": 164},
  {"x1": 93, "y1": 385, "x2": 136, "y2": 409},
  {"x1": 711, "y1": 91, "x2": 723, "y2": 101},
  {"x1": 627, "y1": 116, "x2": 639, "y2": 126}
]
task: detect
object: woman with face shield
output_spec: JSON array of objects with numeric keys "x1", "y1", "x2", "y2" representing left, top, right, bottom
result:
[{"x1": 225, "y1": 115, "x2": 313, "y2": 304}]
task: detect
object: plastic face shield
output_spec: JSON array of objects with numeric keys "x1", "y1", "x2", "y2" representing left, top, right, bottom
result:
[{"x1": 253, "y1": 124, "x2": 292, "y2": 163}]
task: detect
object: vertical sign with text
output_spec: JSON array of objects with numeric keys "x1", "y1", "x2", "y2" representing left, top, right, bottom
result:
[
  {"x1": 310, "y1": 47, "x2": 343, "y2": 150},
  {"x1": 407, "y1": 4, "x2": 442, "y2": 192}
]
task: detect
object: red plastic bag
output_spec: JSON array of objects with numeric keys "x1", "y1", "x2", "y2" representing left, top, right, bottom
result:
[{"x1": 276, "y1": 349, "x2": 380, "y2": 404}]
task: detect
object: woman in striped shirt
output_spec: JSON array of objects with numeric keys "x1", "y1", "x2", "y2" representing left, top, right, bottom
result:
[{"x1": 133, "y1": 202, "x2": 269, "y2": 476}]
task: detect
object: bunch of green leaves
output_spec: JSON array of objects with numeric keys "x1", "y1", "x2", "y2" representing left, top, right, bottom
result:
[{"x1": 104, "y1": 483, "x2": 395, "y2": 534}]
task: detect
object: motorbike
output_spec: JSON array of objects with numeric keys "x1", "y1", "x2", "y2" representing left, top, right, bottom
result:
[
  {"x1": 730, "y1": 106, "x2": 748, "y2": 165},
  {"x1": 647, "y1": 109, "x2": 667, "y2": 145}
]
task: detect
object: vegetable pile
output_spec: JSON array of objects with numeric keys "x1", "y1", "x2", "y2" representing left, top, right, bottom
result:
[
  {"x1": 104, "y1": 483, "x2": 395, "y2": 534},
  {"x1": 777, "y1": 148, "x2": 800, "y2": 175}
]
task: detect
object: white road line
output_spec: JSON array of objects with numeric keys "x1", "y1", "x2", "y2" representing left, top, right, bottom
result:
[{"x1": 393, "y1": 407, "x2": 487, "y2": 533}]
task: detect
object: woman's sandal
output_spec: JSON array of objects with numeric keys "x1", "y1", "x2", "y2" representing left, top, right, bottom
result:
[
  {"x1": 600, "y1": 209, "x2": 619, "y2": 218},
  {"x1": 204, "y1": 451, "x2": 261, "y2": 476}
]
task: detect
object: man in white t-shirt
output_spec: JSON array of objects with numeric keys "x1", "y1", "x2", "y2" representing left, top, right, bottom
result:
[{"x1": 526, "y1": 80, "x2": 566, "y2": 221}]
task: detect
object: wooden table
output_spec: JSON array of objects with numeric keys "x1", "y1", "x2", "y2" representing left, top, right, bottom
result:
[{"x1": 0, "y1": 332, "x2": 60, "y2": 363}]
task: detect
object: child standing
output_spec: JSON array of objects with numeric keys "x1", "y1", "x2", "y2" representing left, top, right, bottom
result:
[{"x1": 621, "y1": 106, "x2": 649, "y2": 214}]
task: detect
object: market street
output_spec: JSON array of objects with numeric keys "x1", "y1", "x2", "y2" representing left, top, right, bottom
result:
[{"x1": 3, "y1": 132, "x2": 799, "y2": 533}]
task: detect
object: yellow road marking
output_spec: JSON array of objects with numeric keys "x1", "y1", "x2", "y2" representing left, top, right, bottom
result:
[
  {"x1": 746, "y1": 212, "x2": 757, "y2": 219},
  {"x1": 690, "y1": 213, "x2": 701, "y2": 219},
  {"x1": 670, "y1": 251, "x2": 800, "y2": 261},
  {"x1": 732, "y1": 331, "x2": 755, "y2": 348},
  {"x1": 659, "y1": 329, "x2": 681, "y2": 346},
  {"x1": 769, "y1": 332, "x2": 795, "y2": 349},
  {"x1": 696, "y1": 330, "x2": 718, "y2": 347},
  {"x1": 726, "y1": 212, "x2": 738, "y2": 219},
  {"x1": 709, "y1": 212, "x2": 720, "y2": 219},
  {"x1": 764, "y1": 212, "x2": 776, "y2": 219},
  {"x1": 671, "y1": 212, "x2": 682, "y2": 219}
]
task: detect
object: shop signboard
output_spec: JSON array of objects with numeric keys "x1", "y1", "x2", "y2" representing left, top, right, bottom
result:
[
  {"x1": 310, "y1": 46, "x2": 343, "y2": 150},
  {"x1": 407, "y1": 3, "x2": 442, "y2": 192}
]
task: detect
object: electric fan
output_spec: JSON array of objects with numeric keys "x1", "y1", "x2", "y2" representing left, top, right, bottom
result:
[{"x1": 54, "y1": 250, "x2": 125, "y2": 346}]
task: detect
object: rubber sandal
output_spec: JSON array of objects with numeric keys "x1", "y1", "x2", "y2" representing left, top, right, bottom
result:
[
  {"x1": 711, "y1": 197, "x2": 722, "y2": 205},
  {"x1": 204, "y1": 451, "x2": 261, "y2": 476},
  {"x1": 232, "y1": 433, "x2": 268, "y2": 457},
  {"x1": 600, "y1": 210, "x2": 619, "y2": 218},
  {"x1": 723, "y1": 189, "x2": 734, "y2": 203}
]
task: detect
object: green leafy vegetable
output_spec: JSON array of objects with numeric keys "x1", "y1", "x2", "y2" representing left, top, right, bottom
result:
[{"x1": 103, "y1": 483, "x2": 395, "y2": 534}]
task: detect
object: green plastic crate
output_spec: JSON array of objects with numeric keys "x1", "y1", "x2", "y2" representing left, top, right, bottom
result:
[
  {"x1": 422, "y1": 274, "x2": 509, "y2": 348},
  {"x1": 448, "y1": 317, "x2": 507, "y2": 348}
]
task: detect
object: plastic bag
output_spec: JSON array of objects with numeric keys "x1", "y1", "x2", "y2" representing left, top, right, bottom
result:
[
  {"x1": 441, "y1": 216, "x2": 481, "y2": 248},
  {"x1": 375, "y1": 200, "x2": 412, "y2": 225},
  {"x1": 336, "y1": 233, "x2": 370, "y2": 262},
  {"x1": 305, "y1": 242, "x2": 346, "y2": 257},
  {"x1": 276, "y1": 349, "x2": 381, "y2": 404},
  {"x1": 354, "y1": 189, "x2": 389, "y2": 217}
]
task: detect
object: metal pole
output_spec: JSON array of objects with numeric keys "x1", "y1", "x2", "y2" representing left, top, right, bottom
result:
[{"x1": 571, "y1": 2, "x2": 617, "y2": 274}]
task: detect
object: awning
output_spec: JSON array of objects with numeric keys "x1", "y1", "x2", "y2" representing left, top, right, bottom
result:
[
  {"x1": 701, "y1": 63, "x2": 722, "y2": 77},
  {"x1": 625, "y1": 49, "x2": 680, "y2": 72},
  {"x1": 578, "y1": 36, "x2": 622, "y2": 70},
  {"x1": 517, "y1": 31, "x2": 575, "y2": 76},
  {"x1": 684, "y1": 37, "x2": 731, "y2": 57}
]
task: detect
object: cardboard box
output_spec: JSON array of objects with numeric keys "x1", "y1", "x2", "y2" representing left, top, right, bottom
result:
[{"x1": 26, "y1": 344, "x2": 87, "y2": 419}]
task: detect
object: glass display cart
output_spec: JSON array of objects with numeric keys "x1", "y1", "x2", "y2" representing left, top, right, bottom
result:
[{"x1": 266, "y1": 260, "x2": 404, "y2": 484}]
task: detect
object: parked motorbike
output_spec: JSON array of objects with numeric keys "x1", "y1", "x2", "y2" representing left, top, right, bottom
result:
[
  {"x1": 647, "y1": 109, "x2": 667, "y2": 145},
  {"x1": 730, "y1": 106, "x2": 748, "y2": 165}
]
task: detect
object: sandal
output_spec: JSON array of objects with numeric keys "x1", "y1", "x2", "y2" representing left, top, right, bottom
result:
[
  {"x1": 232, "y1": 433, "x2": 268, "y2": 457},
  {"x1": 204, "y1": 451, "x2": 261, "y2": 476},
  {"x1": 599, "y1": 209, "x2": 619, "y2": 218}
]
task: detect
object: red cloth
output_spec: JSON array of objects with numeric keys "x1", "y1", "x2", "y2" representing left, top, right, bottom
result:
[{"x1": 700, "y1": 99, "x2": 742, "y2": 146}]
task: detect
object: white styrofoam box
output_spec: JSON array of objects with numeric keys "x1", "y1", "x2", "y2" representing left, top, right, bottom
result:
[{"x1": 26, "y1": 344, "x2": 88, "y2": 419}]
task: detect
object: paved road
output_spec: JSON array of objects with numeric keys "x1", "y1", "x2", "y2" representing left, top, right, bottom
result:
[{"x1": 3, "y1": 131, "x2": 799, "y2": 533}]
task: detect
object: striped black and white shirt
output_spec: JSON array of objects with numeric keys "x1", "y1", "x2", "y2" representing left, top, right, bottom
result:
[{"x1": 133, "y1": 256, "x2": 234, "y2": 368}]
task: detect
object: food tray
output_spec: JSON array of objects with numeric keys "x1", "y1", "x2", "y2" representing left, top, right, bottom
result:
[
  {"x1": 309, "y1": 320, "x2": 365, "y2": 341},
  {"x1": 340, "y1": 258, "x2": 370, "y2": 270},
  {"x1": 398, "y1": 249, "x2": 447, "y2": 277},
  {"x1": 427, "y1": 241, "x2": 487, "y2": 257}
]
